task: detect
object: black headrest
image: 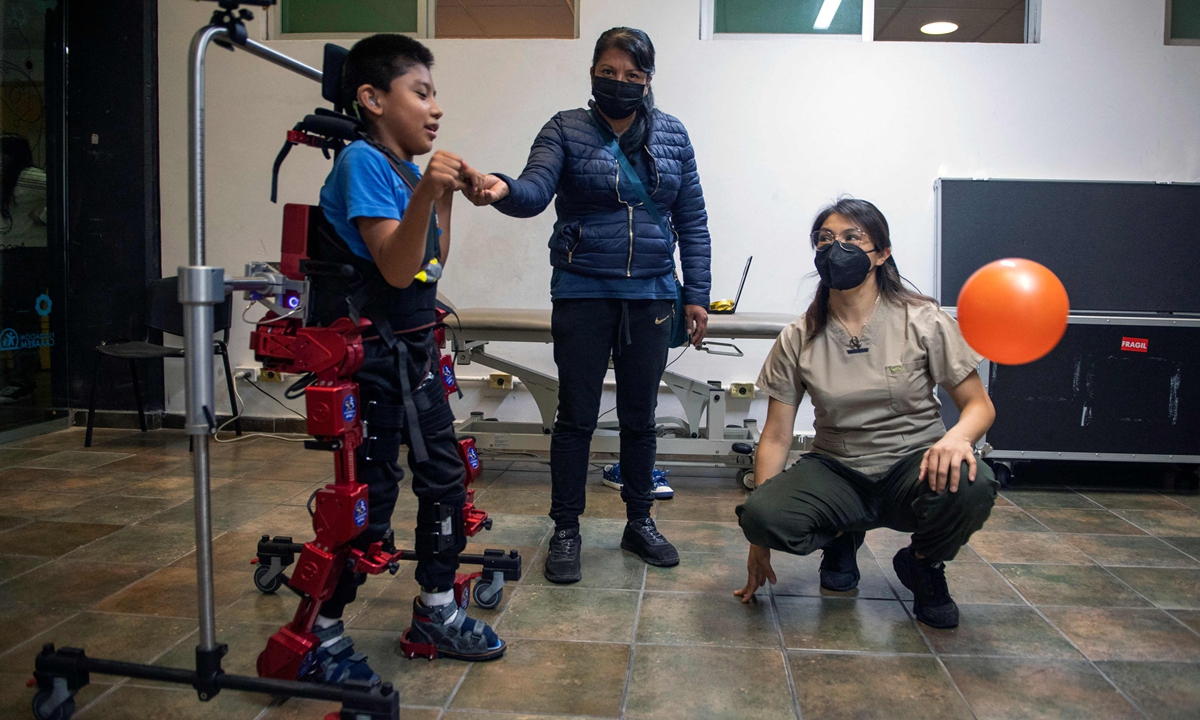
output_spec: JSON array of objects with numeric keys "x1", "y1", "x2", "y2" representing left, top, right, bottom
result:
[
  {"x1": 322, "y1": 43, "x2": 349, "y2": 107},
  {"x1": 301, "y1": 111, "x2": 360, "y2": 141}
]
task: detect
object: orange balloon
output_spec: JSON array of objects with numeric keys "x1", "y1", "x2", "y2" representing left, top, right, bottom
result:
[{"x1": 956, "y1": 259, "x2": 1069, "y2": 365}]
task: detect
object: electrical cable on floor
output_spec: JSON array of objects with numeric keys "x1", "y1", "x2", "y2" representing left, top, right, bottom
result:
[{"x1": 213, "y1": 372, "x2": 308, "y2": 444}]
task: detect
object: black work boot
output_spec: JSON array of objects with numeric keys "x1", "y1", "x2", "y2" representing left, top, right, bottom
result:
[
  {"x1": 893, "y1": 545, "x2": 959, "y2": 628},
  {"x1": 621, "y1": 517, "x2": 679, "y2": 567},
  {"x1": 544, "y1": 527, "x2": 582, "y2": 584},
  {"x1": 819, "y1": 531, "x2": 865, "y2": 592}
]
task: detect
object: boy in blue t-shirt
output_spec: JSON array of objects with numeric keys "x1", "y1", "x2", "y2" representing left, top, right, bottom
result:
[{"x1": 308, "y1": 34, "x2": 505, "y2": 684}]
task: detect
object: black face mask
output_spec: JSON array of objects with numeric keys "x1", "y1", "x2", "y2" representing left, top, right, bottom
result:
[
  {"x1": 815, "y1": 241, "x2": 874, "y2": 290},
  {"x1": 592, "y1": 76, "x2": 645, "y2": 120}
]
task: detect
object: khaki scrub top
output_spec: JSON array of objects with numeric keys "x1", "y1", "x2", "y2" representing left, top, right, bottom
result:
[{"x1": 757, "y1": 298, "x2": 984, "y2": 475}]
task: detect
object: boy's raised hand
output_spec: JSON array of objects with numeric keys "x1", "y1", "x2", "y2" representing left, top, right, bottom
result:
[{"x1": 417, "y1": 150, "x2": 468, "y2": 199}]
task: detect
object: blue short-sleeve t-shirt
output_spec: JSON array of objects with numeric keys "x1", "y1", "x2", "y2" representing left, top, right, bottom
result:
[{"x1": 319, "y1": 140, "x2": 421, "y2": 261}]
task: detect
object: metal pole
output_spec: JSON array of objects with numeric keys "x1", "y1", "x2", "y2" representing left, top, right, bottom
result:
[
  {"x1": 184, "y1": 24, "x2": 229, "y2": 654},
  {"x1": 238, "y1": 37, "x2": 322, "y2": 82},
  {"x1": 183, "y1": 21, "x2": 322, "y2": 657}
]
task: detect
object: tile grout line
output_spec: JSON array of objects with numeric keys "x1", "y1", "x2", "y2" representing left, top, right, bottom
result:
[
  {"x1": 435, "y1": 504, "x2": 554, "y2": 718},
  {"x1": 972, "y1": 531, "x2": 1154, "y2": 720},
  {"x1": 617, "y1": 553, "x2": 649, "y2": 720},
  {"x1": 862, "y1": 551, "x2": 981, "y2": 720},
  {"x1": 767, "y1": 583, "x2": 803, "y2": 720}
]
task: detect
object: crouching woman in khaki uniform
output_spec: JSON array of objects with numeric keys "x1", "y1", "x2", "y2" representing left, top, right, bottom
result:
[{"x1": 734, "y1": 198, "x2": 998, "y2": 629}]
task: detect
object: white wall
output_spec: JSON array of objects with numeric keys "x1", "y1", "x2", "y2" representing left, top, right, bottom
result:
[{"x1": 157, "y1": 0, "x2": 1200, "y2": 423}]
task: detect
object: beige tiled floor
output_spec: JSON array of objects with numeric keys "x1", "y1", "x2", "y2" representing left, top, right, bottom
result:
[{"x1": 2, "y1": 427, "x2": 1200, "y2": 719}]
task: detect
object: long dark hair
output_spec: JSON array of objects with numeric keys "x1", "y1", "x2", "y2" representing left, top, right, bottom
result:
[
  {"x1": 591, "y1": 27, "x2": 656, "y2": 153},
  {"x1": 0, "y1": 134, "x2": 33, "y2": 224},
  {"x1": 803, "y1": 198, "x2": 935, "y2": 344}
]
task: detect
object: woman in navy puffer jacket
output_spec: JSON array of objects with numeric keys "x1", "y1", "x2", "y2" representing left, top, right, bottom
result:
[{"x1": 468, "y1": 27, "x2": 712, "y2": 585}]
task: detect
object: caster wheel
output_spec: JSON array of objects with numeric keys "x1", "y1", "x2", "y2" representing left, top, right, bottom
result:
[
  {"x1": 990, "y1": 461, "x2": 1013, "y2": 488},
  {"x1": 737, "y1": 469, "x2": 756, "y2": 490},
  {"x1": 31, "y1": 691, "x2": 75, "y2": 720},
  {"x1": 472, "y1": 581, "x2": 502, "y2": 610},
  {"x1": 254, "y1": 564, "x2": 284, "y2": 594}
]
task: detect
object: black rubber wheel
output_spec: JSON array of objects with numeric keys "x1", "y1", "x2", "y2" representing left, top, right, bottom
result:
[
  {"x1": 993, "y1": 462, "x2": 1013, "y2": 488},
  {"x1": 31, "y1": 691, "x2": 75, "y2": 720},
  {"x1": 472, "y1": 580, "x2": 502, "y2": 610},
  {"x1": 254, "y1": 564, "x2": 284, "y2": 594},
  {"x1": 737, "y1": 469, "x2": 756, "y2": 490}
]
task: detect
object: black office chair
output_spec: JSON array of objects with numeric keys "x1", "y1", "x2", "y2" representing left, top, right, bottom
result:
[{"x1": 84, "y1": 276, "x2": 241, "y2": 447}]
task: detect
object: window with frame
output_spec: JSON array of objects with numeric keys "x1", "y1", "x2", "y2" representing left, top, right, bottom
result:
[
  {"x1": 275, "y1": 0, "x2": 578, "y2": 39},
  {"x1": 706, "y1": 0, "x2": 1035, "y2": 43},
  {"x1": 1167, "y1": 0, "x2": 1200, "y2": 44}
]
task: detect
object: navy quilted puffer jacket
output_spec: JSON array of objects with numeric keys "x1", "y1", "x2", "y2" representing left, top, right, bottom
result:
[{"x1": 492, "y1": 108, "x2": 712, "y2": 307}]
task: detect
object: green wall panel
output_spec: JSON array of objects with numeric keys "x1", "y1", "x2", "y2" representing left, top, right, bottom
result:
[
  {"x1": 282, "y1": 0, "x2": 418, "y2": 34},
  {"x1": 1172, "y1": 0, "x2": 1200, "y2": 40}
]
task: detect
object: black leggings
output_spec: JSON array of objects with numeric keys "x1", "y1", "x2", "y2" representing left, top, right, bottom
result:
[
  {"x1": 320, "y1": 330, "x2": 466, "y2": 619},
  {"x1": 549, "y1": 298, "x2": 672, "y2": 532}
]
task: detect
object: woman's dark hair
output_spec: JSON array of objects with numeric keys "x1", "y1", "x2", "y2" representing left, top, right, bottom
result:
[
  {"x1": 0, "y1": 134, "x2": 33, "y2": 224},
  {"x1": 803, "y1": 197, "x2": 935, "y2": 344},
  {"x1": 341, "y1": 34, "x2": 435, "y2": 113},
  {"x1": 591, "y1": 27, "x2": 656, "y2": 153}
]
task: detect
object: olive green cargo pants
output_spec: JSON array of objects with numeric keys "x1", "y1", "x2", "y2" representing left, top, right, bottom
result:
[{"x1": 737, "y1": 450, "x2": 998, "y2": 563}]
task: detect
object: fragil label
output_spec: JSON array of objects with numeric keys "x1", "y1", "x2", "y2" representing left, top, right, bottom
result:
[
  {"x1": 1120, "y1": 337, "x2": 1148, "y2": 353},
  {"x1": 342, "y1": 395, "x2": 358, "y2": 422},
  {"x1": 354, "y1": 498, "x2": 368, "y2": 527}
]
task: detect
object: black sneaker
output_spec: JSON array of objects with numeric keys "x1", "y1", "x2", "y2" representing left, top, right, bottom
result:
[
  {"x1": 819, "y1": 531, "x2": 865, "y2": 592},
  {"x1": 544, "y1": 527, "x2": 582, "y2": 584},
  {"x1": 892, "y1": 545, "x2": 959, "y2": 628},
  {"x1": 621, "y1": 517, "x2": 679, "y2": 567}
]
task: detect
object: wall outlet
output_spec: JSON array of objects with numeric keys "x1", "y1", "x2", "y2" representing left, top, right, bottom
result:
[
  {"x1": 729, "y1": 383, "x2": 755, "y2": 399},
  {"x1": 234, "y1": 367, "x2": 258, "y2": 382},
  {"x1": 260, "y1": 368, "x2": 284, "y2": 383},
  {"x1": 488, "y1": 373, "x2": 514, "y2": 390}
]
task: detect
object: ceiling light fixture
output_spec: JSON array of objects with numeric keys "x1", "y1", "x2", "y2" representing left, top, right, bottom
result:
[
  {"x1": 813, "y1": 0, "x2": 844, "y2": 30},
  {"x1": 920, "y1": 21, "x2": 959, "y2": 35}
]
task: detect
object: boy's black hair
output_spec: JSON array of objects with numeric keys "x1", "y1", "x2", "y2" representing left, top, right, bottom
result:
[{"x1": 341, "y1": 34, "x2": 434, "y2": 112}]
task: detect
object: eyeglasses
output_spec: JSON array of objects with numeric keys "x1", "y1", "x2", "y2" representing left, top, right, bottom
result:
[{"x1": 811, "y1": 229, "x2": 876, "y2": 252}]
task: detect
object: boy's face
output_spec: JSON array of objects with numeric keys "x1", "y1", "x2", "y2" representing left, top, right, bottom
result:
[{"x1": 358, "y1": 64, "x2": 442, "y2": 158}]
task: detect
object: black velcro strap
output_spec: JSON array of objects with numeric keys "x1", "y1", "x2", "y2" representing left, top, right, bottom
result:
[
  {"x1": 362, "y1": 434, "x2": 403, "y2": 463},
  {"x1": 414, "y1": 379, "x2": 455, "y2": 432},
  {"x1": 393, "y1": 343, "x2": 428, "y2": 464},
  {"x1": 365, "y1": 400, "x2": 405, "y2": 429}
]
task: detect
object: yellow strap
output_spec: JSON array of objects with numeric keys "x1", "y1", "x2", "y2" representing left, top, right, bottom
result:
[{"x1": 709, "y1": 299, "x2": 734, "y2": 312}]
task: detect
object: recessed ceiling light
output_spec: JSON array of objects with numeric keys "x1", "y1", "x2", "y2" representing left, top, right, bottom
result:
[
  {"x1": 813, "y1": 0, "x2": 843, "y2": 30},
  {"x1": 921, "y1": 21, "x2": 959, "y2": 35}
]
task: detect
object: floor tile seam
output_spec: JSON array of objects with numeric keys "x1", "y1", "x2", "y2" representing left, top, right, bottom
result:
[
  {"x1": 871, "y1": 549, "x2": 987, "y2": 720},
  {"x1": 0, "y1": 556, "x2": 55, "y2": 587},
  {"x1": 1051, "y1": 542, "x2": 1183, "y2": 612},
  {"x1": 0, "y1": 609, "x2": 86, "y2": 662},
  {"x1": 0, "y1": 527, "x2": 171, "y2": 589},
  {"x1": 766, "y1": 585, "x2": 803, "y2": 720},
  {"x1": 1160, "y1": 608, "x2": 1200, "y2": 641},
  {"x1": 616, "y1": 560, "x2": 648, "y2": 720},
  {"x1": 1106, "y1": 509, "x2": 1198, "y2": 539},
  {"x1": 438, "y1": 550, "x2": 524, "y2": 717},
  {"x1": 1157, "y1": 536, "x2": 1200, "y2": 565},
  {"x1": 436, "y1": 655, "x2": 473, "y2": 719},
  {"x1": 975, "y1": 549, "x2": 1154, "y2": 720}
]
